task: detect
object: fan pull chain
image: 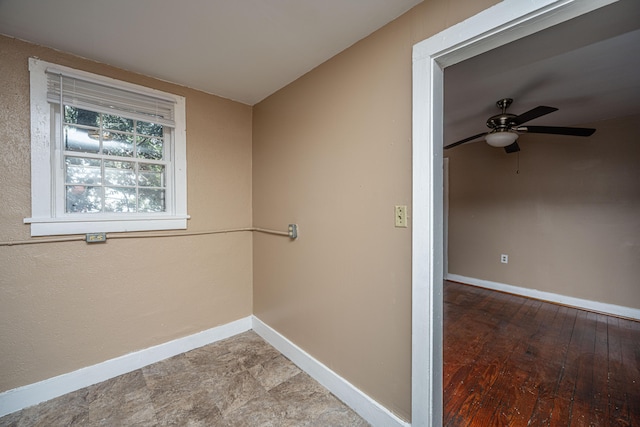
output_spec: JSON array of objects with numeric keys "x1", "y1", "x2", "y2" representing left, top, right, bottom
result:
[{"x1": 516, "y1": 151, "x2": 520, "y2": 174}]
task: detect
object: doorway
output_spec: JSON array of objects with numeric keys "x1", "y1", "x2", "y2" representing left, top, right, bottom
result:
[{"x1": 410, "y1": 1, "x2": 620, "y2": 425}]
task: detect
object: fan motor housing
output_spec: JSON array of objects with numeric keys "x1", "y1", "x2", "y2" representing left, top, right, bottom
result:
[{"x1": 487, "y1": 113, "x2": 517, "y2": 130}]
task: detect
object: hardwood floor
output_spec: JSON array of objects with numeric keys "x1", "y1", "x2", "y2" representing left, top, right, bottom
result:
[{"x1": 443, "y1": 281, "x2": 640, "y2": 426}]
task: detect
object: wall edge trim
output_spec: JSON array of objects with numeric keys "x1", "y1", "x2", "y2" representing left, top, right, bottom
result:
[
  {"x1": 446, "y1": 274, "x2": 640, "y2": 321},
  {"x1": 0, "y1": 316, "x2": 252, "y2": 418},
  {"x1": 251, "y1": 316, "x2": 410, "y2": 427}
]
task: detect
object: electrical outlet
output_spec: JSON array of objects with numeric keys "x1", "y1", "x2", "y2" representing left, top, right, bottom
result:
[
  {"x1": 395, "y1": 205, "x2": 408, "y2": 228},
  {"x1": 86, "y1": 232, "x2": 107, "y2": 243},
  {"x1": 501, "y1": 254, "x2": 508, "y2": 264}
]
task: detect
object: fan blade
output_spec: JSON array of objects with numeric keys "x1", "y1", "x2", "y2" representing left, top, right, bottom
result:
[
  {"x1": 444, "y1": 132, "x2": 487, "y2": 149},
  {"x1": 504, "y1": 142, "x2": 520, "y2": 154},
  {"x1": 522, "y1": 126, "x2": 596, "y2": 137},
  {"x1": 512, "y1": 106, "x2": 558, "y2": 125}
]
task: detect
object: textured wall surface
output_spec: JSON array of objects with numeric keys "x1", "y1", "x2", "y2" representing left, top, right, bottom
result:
[
  {"x1": 252, "y1": 0, "x2": 500, "y2": 421},
  {"x1": 0, "y1": 36, "x2": 253, "y2": 392},
  {"x1": 0, "y1": 0, "x2": 511, "y2": 420}
]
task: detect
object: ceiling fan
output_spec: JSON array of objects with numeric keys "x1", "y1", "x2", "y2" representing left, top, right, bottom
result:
[{"x1": 444, "y1": 98, "x2": 596, "y2": 153}]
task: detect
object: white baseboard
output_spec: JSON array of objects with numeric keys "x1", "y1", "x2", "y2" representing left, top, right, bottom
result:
[
  {"x1": 251, "y1": 316, "x2": 410, "y2": 427},
  {"x1": 0, "y1": 316, "x2": 252, "y2": 418},
  {"x1": 446, "y1": 273, "x2": 640, "y2": 321},
  {"x1": 1, "y1": 316, "x2": 409, "y2": 425}
]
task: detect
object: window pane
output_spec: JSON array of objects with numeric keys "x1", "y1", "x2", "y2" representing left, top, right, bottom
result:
[
  {"x1": 103, "y1": 132, "x2": 134, "y2": 157},
  {"x1": 139, "y1": 163, "x2": 165, "y2": 187},
  {"x1": 136, "y1": 121, "x2": 163, "y2": 137},
  {"x1": 104, "y1": 187, "x2": 136, "y2": 212},
  {"x1": 65, "y1": 157, "x2": 101, "y2": 185},
  {"x1": 104, "y1": 160, "x2": 135, "y2": 186},
  {"x1": 64, "y1": 125, "x2": 100, "y2": 153},
  {"x1": 138, "y1": 189, "x2": 165, "y2": 212},
  {"x1": 64, "y1": 106, "x2": 99, "y2": 127},
  {"x1": 137, "y1": 136, "x2": 164, "y2": 160},
  {"x1": 66, "y1": 185, "x2": 101, "y2": 213},
  {"x1": 102, "y1": 114, "x2": 134, "y2": 133}
]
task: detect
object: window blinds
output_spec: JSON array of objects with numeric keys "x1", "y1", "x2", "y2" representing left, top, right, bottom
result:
[{"x1": 46, "y1": 68, "x2": 176, "y2": 128}]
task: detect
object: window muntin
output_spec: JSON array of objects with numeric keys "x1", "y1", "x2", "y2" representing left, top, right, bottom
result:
[
  {"x1": 27, "y1": 58, "x2": 188, "y2": 236},
  {"x1": 60, "y1": 106, "x2": 168, "y2": 214}
]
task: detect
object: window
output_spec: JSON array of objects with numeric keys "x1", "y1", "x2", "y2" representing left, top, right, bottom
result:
[{"x1": 26, "y1": 58, "x2": 188, "y2": 236}]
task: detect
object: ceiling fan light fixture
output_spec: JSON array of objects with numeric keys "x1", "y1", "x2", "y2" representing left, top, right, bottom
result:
[
  {"x1": 485, "y1": 129, "x2": 518, "y2": 147},
  {"x1": 445, "y1": 98, "x2": 595, "y2": 153}
]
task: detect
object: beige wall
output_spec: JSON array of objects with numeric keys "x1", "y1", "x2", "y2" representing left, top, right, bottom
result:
[
  {"x1": 252, "y1": 0, "x2": 499, "y2": 421},
  {"x1": 0, "y1": 36, "x2": 253, "y2": 392},
  {"x1": 447, "y1": 114, "x2": 640, "y2": 309},
  {"x1": 0, "y1": 0, "x2": 509, "y2": 420},
  {"x1": 9, "y1": 0, "x2": 625, "y2": 422}
]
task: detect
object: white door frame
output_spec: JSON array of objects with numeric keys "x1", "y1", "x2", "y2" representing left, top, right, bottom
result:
[{"x1": 410, "y1": 0, "x2": 619, "y2": 425}]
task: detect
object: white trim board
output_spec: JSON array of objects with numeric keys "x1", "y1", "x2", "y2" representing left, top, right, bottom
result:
[
  {"x1": 446, "y1": 274, "x2": 640, "y2": 321},
  {"x1": 251, "y1": 316, "x2": 410, "y2": 427},
  {"x1": 0, "y1": 317, "x2": 252, "y2": 418}
]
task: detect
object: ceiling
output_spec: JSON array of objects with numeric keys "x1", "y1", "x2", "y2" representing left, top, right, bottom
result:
[
  {"x1": 444, "y1": 0, "x2": 640, "y2": 149},
  {"x1": 2, "y1": 0, "x2": 638, "y2": 123},
  {"x1": 0, "y1": 0, "x2": 421, "y2": 105}
]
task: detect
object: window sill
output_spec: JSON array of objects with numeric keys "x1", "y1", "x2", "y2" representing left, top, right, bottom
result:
[{"x1": 24, "y1": 215, "x2": 189, "y2": 236}]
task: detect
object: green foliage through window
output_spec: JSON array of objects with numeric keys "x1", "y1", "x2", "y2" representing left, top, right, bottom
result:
[{"x1": 63, "y1": 106, "x2": 167, "y2": 214}]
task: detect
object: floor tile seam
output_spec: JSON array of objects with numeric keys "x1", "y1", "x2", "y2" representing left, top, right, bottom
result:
[
  {"x1": 221, "y1": 390, "x2": 324, "y2": 426},
  {"x1": 272, "y1": 371, "x2": 331, "y2": 395},
  {"x1": 265, "y1": 379, "x2": 338, "y2": 423},
  {"x1": 140, "y1": 364, "x2": 208, "y2": 426},
  {"x1": 218, "y1": 371, "x2": 274, "y2": 419}
]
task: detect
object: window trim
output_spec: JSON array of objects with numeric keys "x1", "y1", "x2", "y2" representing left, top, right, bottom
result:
[{"x1": 25, "y1": 58, "x2": 188, "y2": 236}]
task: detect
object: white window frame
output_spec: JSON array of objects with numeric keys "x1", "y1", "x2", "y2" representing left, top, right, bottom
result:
[{"x1": 25, "y1": 58, "x2": 188, "y2": 236}]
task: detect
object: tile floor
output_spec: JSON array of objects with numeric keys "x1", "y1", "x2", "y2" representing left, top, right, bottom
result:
[{"x1": 0, "y1": 331, "x2": 369, "y2": 426}]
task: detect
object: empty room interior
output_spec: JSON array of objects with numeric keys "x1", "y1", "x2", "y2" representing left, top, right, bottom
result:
[
  {"x1": 441, "y1": 1, "x2": 640, "y2": 424},
  {"x1": 0, "y1": 0, "x2": 639, "y2": 426}
]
